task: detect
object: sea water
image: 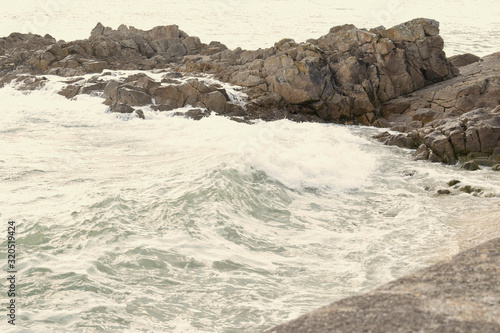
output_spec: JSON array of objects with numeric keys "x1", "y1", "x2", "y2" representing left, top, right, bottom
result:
[{"x1": 1, "y1": 1, "x2": 499, "y2": 332}]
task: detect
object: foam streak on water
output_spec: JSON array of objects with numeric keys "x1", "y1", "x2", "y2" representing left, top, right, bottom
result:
[{"x1": 1, "y1": 76, "x2": 499, "y2": 332}]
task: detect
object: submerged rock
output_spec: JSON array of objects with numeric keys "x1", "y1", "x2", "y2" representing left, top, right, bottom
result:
[{"x1": 461, "y1": 160, "x2": 481, "y2": 171}]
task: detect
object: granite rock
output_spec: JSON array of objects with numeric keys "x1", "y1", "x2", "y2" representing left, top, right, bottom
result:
[{"x1": 266, "y1": 237, "x2": 500, "y2": 333}]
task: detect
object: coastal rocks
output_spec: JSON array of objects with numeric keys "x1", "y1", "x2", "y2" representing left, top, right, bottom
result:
[
  {"x1": 374, "y1": 52, "x2": 500, "y2": 165},
  {"x1": 49, "y1": 70, "x2": 248, "y2": 121},
  {"x1": 461, "y1": 160, "x2": 480, "y2": 171},
  {"x1": 435, "y1": 178, "x2": 496, "y2": 197},
  {"x1": 58, "y1": 84, "x2": 81, "y2": 99},
  {"x1": 380, "y1": 52, "x2": 500, "y2": 121},
  {"x1": 265, "y1": 237, "x2": 500, "y2": 333},
  {"x1": 114, "y1": 87, "x2": 152, "y2": 106},
  {"x1": 110, "y1": 103, "x2": 134, "y2": 113},
  {"x1": 181, "y1": 18, "x2": 455, "y2": 122},
  {"x1": 376, "y1": 107, "x2": 500, "y2": 164},
  {"x1": 373, "y1": 131, "x2": 419, "y2": 149}
]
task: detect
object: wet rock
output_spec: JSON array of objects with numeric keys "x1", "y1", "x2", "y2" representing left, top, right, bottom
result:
[
  {"x1": 381, "y1": 106, "x2": 500, "y2": 165},
  {"x1": 153, "y1": 85, "x2": 181, "y2": 105},
  {"x1": 102, "y1": 80, "x2": 121, "y2": 100},
  {"x1": 110, "y1": 103, "x2": 134, "y2": 113},
  {"x1": 175, "y1": 108, "x2": 210, "y2": 120},
  {"x1": 80, "y1": 82, "x2": 107, "y2": 95},
  {"x1": 461, "y1": 160, "x2": 481, "y2": 171},
  {"x1": 414, "y1": 144, "x2": 430, "y2": 160},
  {"x1": 134, "y1": 109, "x2": 145, "y2": 119},
  {"x1": 203, "y1": 90, "x2": 227, "y2": 113},
  {"x1": 422, "y1": 130, "x2": 457, "y2": 164},
  {"x1": 129, "y1": 75, "x2": 161, "y2": 92},
  {"x1": 493, "y1": 147, "x2": 500, "y2": 161},
  {"x1": 459, "y1": 185, "x2": 483, "y2": 194},
  {"x1": 373, "y1": 131, "x2": 418, "y2": 149},
  {"x1": 58, "y1": 84, "x2": 81, "y2": 99},
  {"x1": 492, "y1": 164, "x2": 500, "y2": 171},
  {"x1": 152, "y1": 100, "x2": 179, "y2": 111},
  {"x1": 447, "y1": 179, "x2": 461, "y2": 186}
]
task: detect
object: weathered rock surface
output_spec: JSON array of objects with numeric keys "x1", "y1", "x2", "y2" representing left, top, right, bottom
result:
[
  {"x1": 1, "y1": 19, "x2": 499, "y2": 164},
  {"x1": 1, "y1": 18, "x2": 456, "y2": 124},
  {"x1": 182, "y1": 18, "x2": 455, "y2": 123},
  {"x1": 0, "y1": 23, "x2": 221, "y2": 78},
  {"x1": 266, "y1": 237, "x2": 500, "y2": 333},
  {"x1": 448, "y1": 53, "x2": 481, "y2": 68},
  {"x1": 375, "y1": 52, "x2": 500, "y2": 165}
]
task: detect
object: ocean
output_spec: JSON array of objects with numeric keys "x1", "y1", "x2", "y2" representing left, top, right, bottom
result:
[{"x1": 1, "y1": 1, "x2": 499, "y2": 332}]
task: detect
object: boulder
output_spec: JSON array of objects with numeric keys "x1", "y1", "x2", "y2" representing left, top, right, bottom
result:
[
  {"x1": 115, "y1": 87, "x2": 152, "y2": 106},
  {"x1": 129, "y1": 76, "x2": 161, "y2": 92},
  {"x1": 448, "y1": 53, "x2": 480, "y2": 68},
  {"x1": 58, "y1": 84, "x2": 81, "y2": 99},
  {"x1": 176, "y1": 108, "x2": 211, "y2": 120},
  {"x1": 83, "y1": 61, "x2": 108, "y2": 73},
  {"x1": 373, "y1": 131, "x2": 417, "y2": 149},
  {"x1": 135, "y1": 109, "x2": 145, "y2": 119},
  {"x1": 102, "y1": 80, "x2": 121, "y2": 100},
  {"x1": 203, "y1": 90, "x2": 228, "y2": 113},
  {"x1": 153, "y1": 85, "x2": 181, "y2": 105}
]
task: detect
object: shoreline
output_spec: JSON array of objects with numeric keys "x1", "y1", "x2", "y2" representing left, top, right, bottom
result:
[{"x1": 1, "y1": 18, "x2": 498, "y2": 170}]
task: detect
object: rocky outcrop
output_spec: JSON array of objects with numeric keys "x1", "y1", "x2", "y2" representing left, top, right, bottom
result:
[
  {"x1": 1, "y1": 18, "x2": 455, "y2": 124},
  {"x1": 1, "y1": 19, "x2": 498, "y2": 164},
  {"x1": 266, "y1": 237, "x2": 500, "y2": 333},
  {"x1": 182, "y1": 18, "x2": 455, "y2": 123},
  {"x1": 375, "y1": 52, "x2": 500, "y2": 166}
]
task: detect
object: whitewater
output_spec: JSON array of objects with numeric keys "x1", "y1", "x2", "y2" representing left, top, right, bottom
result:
[{"x1": 1, "y1": 1, "x2": 500, "y2": 332}]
